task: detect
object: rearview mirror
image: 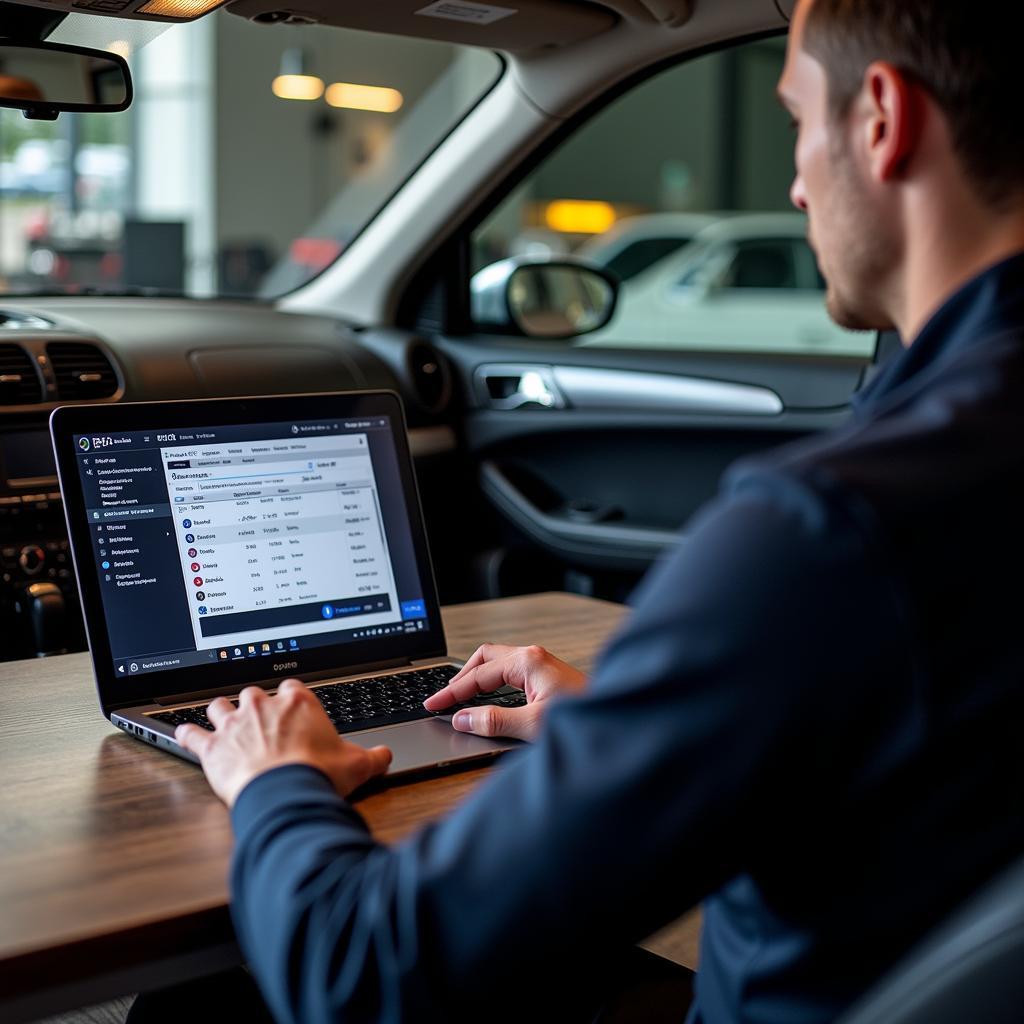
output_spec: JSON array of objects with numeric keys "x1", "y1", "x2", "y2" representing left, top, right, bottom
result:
[
  {"x1": 0, "y1": 41, "x2": 132, "y2": 120},
  {"x1": 471, "y1": 257, "x2": 618, "y2": 340}
]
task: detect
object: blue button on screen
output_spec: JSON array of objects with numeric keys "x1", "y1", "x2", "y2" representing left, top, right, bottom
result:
[{"x1": 400, "y1": 599, "x2": 427, "y2": 620}]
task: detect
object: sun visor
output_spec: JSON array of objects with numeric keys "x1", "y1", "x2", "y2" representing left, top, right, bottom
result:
[
  {"x1": 223, "y1": 0, "x2": 619, "y2": 52},
  {"x1": 6, "y1": 0, "x2": 232, "y2": 23}
]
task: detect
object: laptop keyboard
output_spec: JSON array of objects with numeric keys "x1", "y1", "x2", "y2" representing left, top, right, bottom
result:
[{"x1": 147, "y1": 664, "x2": 527, "y2": 736}]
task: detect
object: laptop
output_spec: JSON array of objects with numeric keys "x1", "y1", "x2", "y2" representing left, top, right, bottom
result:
[{"x1": 50, "y1": 390, "x2": 523, "y2": 782}]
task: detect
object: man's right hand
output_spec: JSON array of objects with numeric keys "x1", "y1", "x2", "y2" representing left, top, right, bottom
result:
[{"x1": 422, "y1": 644, "x2": 586, "y2": 742}]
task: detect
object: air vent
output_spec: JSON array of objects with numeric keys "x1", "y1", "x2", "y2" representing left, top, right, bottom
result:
[
  {"x1": 48, "y1": 342, "x2": 119, "y2": 401},
  {"x1": 0, "y1": 344, "x2": 44, "y2": 405},
  {"x1": 407, "y1": 342, "x2": 450, "y2": 414}
]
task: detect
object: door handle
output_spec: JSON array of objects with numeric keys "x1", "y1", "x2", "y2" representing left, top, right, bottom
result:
[{"x1": 474, "y1": 365, "x2": 566, "y2": 410}]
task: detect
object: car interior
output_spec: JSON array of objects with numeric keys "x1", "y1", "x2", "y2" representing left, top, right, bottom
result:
[
  {"x1": 1, "y1": 0, "x2": 872, "y2": 657},
  {"x1": 2, "y1": 0, "x2": 1022, "y2": 1020}
]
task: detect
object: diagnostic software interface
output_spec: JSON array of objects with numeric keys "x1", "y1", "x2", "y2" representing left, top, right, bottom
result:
[{"x1": 71, "y1": 416, "x2": 431, "y2": 678}]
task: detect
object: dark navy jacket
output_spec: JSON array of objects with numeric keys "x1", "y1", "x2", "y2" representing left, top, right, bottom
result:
[{"x1": 230, "y1": 253, "x2": 1024, "y2": 1023}]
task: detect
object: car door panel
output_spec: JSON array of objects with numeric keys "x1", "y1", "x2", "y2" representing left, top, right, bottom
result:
[{"x1": 437, "y1": 332, "x2": 870, "y2": 593}]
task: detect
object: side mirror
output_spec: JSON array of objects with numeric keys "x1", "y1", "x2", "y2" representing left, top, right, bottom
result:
[
  {"x1": 0, "y1": 41, "x2": 132, "y2": 121},
  {"x1": 471, "y1": 258, "x2": 618, "y2": 340}
]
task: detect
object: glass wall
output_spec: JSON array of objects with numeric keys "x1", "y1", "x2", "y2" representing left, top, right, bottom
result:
[{"x1": 0, "y1": 12, "x2": 500, "y2": 299}]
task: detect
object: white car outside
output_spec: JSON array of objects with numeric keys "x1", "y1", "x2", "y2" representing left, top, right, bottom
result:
[
  {"x1": 577, "y1": 211, "x2": 720, "y2": 282},
  {"x1": 580, "y1": 213, "x2": 875, "y2": 357}
]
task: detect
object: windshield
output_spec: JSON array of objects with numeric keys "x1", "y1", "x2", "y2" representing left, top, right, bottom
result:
[{"x1": 0, "y1": 13, "x2": 500, "y2": 300}]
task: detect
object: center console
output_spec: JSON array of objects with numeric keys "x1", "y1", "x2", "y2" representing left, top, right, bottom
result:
[{"x1": 1, "y1": 426, "x2": 85, "y2": 658}]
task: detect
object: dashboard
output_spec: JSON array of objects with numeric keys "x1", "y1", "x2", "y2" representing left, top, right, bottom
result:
[{"x1": 0, "y1": 297, "x2": 456, "y2": 660}]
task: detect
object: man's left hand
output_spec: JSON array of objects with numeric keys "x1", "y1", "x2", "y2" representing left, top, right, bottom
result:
[{"x1": 176, "y1": 679, "x2": 393, "y2": 807}]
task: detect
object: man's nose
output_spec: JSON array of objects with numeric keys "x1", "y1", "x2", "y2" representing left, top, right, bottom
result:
[{"x1": 789, "y1": 173, "x2": 808, "y2": 212}]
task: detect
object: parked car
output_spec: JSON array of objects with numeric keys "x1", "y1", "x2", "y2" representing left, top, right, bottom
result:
[
  {"x1": 576, "y1": 211, "x2": 721, "y2": 281},
  {"x1": 581, "y1": 212, "x2": 871, "y2": 355}
]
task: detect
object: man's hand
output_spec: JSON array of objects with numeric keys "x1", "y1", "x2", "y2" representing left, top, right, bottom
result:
[
  {"x1": 422, "y1": 644, "x2": 586, "y2": 742},
  {"x1": 176, "y1": 679, "x2": 392, "y2": 808}
]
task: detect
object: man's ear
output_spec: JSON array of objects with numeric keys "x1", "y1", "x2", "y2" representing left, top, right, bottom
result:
[{"x1": 860, "y1": 60, "x2": 923, "y2": 183}]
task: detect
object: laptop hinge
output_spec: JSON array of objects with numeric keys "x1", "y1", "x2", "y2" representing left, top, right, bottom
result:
[{"x1": 142, "y1": 657, "x2": 416, "y2": 708}]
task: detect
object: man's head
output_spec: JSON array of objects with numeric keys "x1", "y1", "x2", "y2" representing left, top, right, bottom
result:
[
  {"x1": 778, "y1": 0, "x2": 1024, "y2": 334},
  {"x1": 0, "y1": 75, "x2": 44, "y2": 103}
]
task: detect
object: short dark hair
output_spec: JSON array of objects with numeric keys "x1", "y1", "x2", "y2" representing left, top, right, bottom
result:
[{"x1": 802, "y1": 1, "x2": 1024, "y2": 210}]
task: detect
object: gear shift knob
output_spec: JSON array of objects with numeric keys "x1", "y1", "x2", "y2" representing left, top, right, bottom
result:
[{"x1": 21, "y1": 581, "x2": 67, "y2": 657}]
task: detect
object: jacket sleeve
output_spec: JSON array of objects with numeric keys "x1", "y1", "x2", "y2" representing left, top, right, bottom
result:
[{"x1": 229, "y1": 473, "x2": 904, "y2": 1024}]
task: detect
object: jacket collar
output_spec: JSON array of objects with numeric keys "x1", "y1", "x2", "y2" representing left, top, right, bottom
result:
[{"x1": 852, "y1": 250, "x2": 1024, "y2": 414}]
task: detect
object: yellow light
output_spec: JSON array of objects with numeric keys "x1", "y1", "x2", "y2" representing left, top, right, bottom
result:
[
  {"x1": 272, "y1": 75, "x2": 325, "y2": 101},
  {"x1": 137, "y1": 0, "x2": 225, "y2": 17},
  {"x1": 324, "y1": 83, "x2": 404, "y2": 113},
  {"x1": 106, "y1": 40, "x2": 132, "y2": 60},
  {"x1": 544, "y1": 200, "x2": 617, "y2": 235}
]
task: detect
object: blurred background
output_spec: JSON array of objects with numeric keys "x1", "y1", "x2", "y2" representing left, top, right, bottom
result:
[
  {"x1": 0, "y1": 11, "x2": 499, "y2": 299},
  {"x1": 2, "y1": 22, "x2": 862, "y2": 357}
]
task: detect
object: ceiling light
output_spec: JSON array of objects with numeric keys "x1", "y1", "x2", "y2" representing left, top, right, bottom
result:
[
  {"x1": 272, "y1": 75, "x2": 325, "y2": 101},
  {"x1": 136, "y1": 0, "x2": 225, "y2": 17},
  {"x1": 325, "y1": 83, "x2": 404, "y2": 113},
  {"x1": 544, "y1": 200, "x2": 617, "y2": 234},
  {"x1": 272, "y1": 48, "x2": 323, "y2": 101}
]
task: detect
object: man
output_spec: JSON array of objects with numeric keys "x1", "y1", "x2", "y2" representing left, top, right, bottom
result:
[{"x1": 174, "y1": 1, "x2": 1024, "y2": 1021}]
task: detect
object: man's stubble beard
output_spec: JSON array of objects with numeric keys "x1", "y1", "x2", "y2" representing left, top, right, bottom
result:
[{"x1": 818, "y1": 129, "x2": 900, "y2": 334}]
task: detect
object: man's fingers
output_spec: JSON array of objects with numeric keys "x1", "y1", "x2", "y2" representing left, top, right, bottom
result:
[
  {"x1": 365, "y1": 744, "x2": 392, "y2": 777},
  {"x1": 277, "y1": 677, "x2": 308, "y2": 697},
  {"x1": 444, "y1": 647, "x2": 485, "y2": 687},
  {"x1": 422, "y1": 686, "x2": 458, "y2": 711},
  {"x1": 206, "y1": 696, "x2": 236, "y2": 728},
  {"x1": 175, "y1": 722, "x2": 214, "y2": 758},
  {"x1": 446, "y1": 644, "x2": 514, "y2": 685},
  {"x1": 427, "y1": 643, "x2": 536, "y2": 708},
  {"x1": 424, "y1": 659, "x2": 515, "y2": 711},
  {"x1": 347, "y1": 744, "x2": 393, "y2": 791},
  {"x1": 238, "y1": 685, "x2": 267, "y2": 708},
  {"x1": 450, "y1": 703, "x2": 540, "y2": 742},
  {"x1": 277, "y1": 678, "x2": 317, "y2": 710}
]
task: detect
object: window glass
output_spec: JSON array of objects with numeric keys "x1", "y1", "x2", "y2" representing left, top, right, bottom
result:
[
  {"x1": 725, "y1": 240, "x2": 798, "y2": 290},
  {"x1": 471, "y1": 38, "x2": 874, "y2": 358},
  {"x1": 0, "y1": 13, "x2": 500, "y2": 300},
  {"x1": 598, "y1": 237, "x2": 692, "y2": 282}
]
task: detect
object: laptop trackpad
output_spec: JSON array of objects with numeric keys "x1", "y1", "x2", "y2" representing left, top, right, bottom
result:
[{"x1": 346, "y1": 716, "x2": 522, "y2": 777}]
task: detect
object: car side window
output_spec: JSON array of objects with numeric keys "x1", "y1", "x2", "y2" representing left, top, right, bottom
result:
[
  {"x1": 470, "y1": 38, "x2": 875, "y2": 359},
  {"x1": 604, "y1": 237, "x2": 693, "y2": 282},
  {"x1": 723, "y1": 240, "x2": 798, "y2": 290}
]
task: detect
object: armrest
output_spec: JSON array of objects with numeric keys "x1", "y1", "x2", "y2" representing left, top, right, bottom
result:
[{"x1": 480, "y1": 461, "x2": 682, "y2": 571}]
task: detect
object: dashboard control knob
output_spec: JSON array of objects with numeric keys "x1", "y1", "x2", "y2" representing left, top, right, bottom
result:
[{"x1": 18, "y1": 545, "x2": 47, "y2": 576}]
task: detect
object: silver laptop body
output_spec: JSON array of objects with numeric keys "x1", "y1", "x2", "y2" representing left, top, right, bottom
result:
[{"x1": 51, "y1": 391, "x2": 521, "y2": 784}]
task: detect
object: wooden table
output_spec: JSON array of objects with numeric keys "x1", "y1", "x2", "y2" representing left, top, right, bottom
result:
[{"x1": 0, "y1": 593, "x2": 700, "y2": 1022}]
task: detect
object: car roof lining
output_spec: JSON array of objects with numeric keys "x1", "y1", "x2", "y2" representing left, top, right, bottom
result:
[
  {"x1": 5, "y1": 0, "x2": 704, "y2": 52},
  {"x1": 225, "y1": 0, "x2": 622, "y2": 53},
  {"x1": 5, "y1": 0, "x2": 780, "y2": 76}
]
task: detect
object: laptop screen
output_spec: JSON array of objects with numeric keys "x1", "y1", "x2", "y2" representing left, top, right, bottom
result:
[{"x1": 54, "y1": 394, "x2": 443, "y2": 703}]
